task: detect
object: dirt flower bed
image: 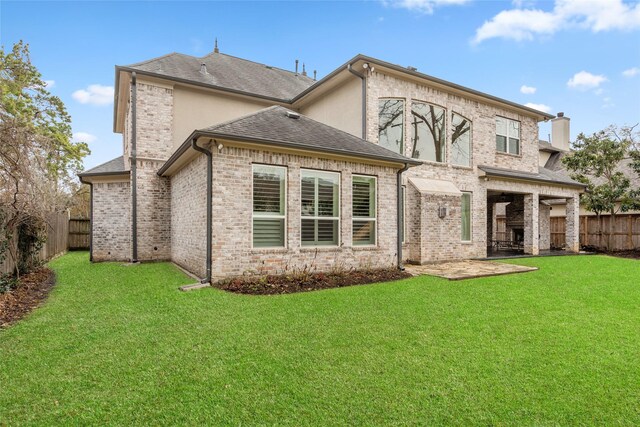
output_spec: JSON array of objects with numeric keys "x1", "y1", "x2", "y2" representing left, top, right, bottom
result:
[
  {"x1": 216, "y1": 268, "x2": 413, "y2": 295},
  {"x1": 583, "y1": 246, "x2": 640, "y2": 260},
  {"x1": 0, "y1": 268, "x2": 56, "y2": 328}
]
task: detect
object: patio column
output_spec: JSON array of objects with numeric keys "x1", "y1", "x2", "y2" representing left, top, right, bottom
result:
[
  {"x1": 565, "y1": 196, "x2": 580, "y2": 252},
  {"x1": 487, "y1": 202, "x2": 494, "y2": 245},
  {"x1": 524, "y1": 193, "x2": 539, "y2": 255}
]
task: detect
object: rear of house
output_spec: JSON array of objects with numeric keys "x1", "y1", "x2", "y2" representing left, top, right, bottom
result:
[{"x1": 79, "y1": 47, "x2": 585, "y2": 282}]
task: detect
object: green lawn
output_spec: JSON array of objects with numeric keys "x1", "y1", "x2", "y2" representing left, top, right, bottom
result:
[{"x1": 1, "y1": 253, "x2": 639, "y2": 425}]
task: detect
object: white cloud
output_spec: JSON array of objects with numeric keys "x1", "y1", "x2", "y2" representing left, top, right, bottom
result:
[
  {"x1": 72, "y1": 132, "x2": 97, "y2": 143},
  {"x1": 473, "y1": 0, "x2": 640, "y2": 44},
  {"x1": 623, "y1": 67, "x2": 640, "y2": 77},
  {"x1": 520, "y1": 85, "x2": 537, "y2": 94},
  {"x1": 44, "y1": 80, "x2": 55, "y2": 89},
  {"x1": 384, "y1": 0, "x2": 470, "y2": 14},
  {"x1": 567, "y1": 71, "x2": 608, "y2": 90},
  {"x1": 72, "y1": 84, "x2": 114, "y2": 106},
  {"x1": 524, "y1": 102, "x2": 552, "y2": 113}
]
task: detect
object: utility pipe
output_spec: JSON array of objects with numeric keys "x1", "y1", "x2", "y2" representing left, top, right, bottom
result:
[
  {"x1": 131, "y1": 72, "x2": 138, "y2": 263},
  {"x1": 191, "y1": 138, "x2": 213, "y2": 283},
  {"x1": 397, "y1": 163, "x2": 410, "y2": 270}
]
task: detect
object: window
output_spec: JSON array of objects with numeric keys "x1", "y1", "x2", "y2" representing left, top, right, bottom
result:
[
  {"x1": 252, "y1": 165, "x2": 286, "y2": 248},
  {"x1": 496, "y1": 117, "x2": 520, "y2": 155},
  {"x1": 451, "y1": 113, "x2": 471, "y2": 167},
  {"x1": 411, "y1": 102, "x2": 446, "y2": 162},
  {"x1": 461, "y1": 192, "x2": 472, "y2": 242},
  {"x1": 352, "y1": 176, "x2": 376, "y2": 246},
  {"x1": 301, "y1": 170, "x2": 340, "y2": 246},
  {"x1": 378, "y1": 99, "x2": 404, "y2": 155}
]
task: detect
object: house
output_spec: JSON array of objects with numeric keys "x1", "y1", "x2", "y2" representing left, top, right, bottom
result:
[{"x1": 79, "y1": 47, "x2": 586, "y2": 282}]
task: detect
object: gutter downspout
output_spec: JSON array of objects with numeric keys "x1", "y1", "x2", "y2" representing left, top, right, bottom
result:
[
  {"x1": 131, "y1": 72, "x2": 138, "y2": 263},
  {"x1": 347, "y1": 64, "x2": 366, "y2": 139},
  {"x1": 89, "y1": 183, "x2": 93, "y2": 262},
  {"x1": 191, "y1": 138, "x2": 212, "y2": 283},
  {"x1": 397, "y1": 163, "x2": 410, "y2": 270}
]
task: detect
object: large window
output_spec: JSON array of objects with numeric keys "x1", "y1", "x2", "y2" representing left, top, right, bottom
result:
[
  {"x1": 451, "y1": 113, "x2": 471, "y2": 167},
  {"x1": 378, "y1": 99, "x2": 404, "y2": 155},
  {"x1": 301, "y1": 170, "x2": 340, "y2": 246},
  {"x1": 411, "y1": 102, "x2": 446, "y2": 163},
  {"x1": 352, "y1": 176, "x2": 376, "y2": 246},
  {"x1": 252, "y1": 165, "x2": 286, "y2": 248},
  {"x1": 461, "y1": 192, "x2": 472, "y2": 242},
  {"x1": 496, "y1": 117, "x2": 520, "y2": 155}
]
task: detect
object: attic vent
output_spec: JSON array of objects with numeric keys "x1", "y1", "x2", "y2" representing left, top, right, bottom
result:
[
  {"x1": 285, "y1": 111, "x2": 300, "y2": 119},
  {"x1": 200, "y1": 63, "x2": 208, "y2": 74},
  {"x1": 407, "y1": 66, "x2": 418, "y2": 72}
]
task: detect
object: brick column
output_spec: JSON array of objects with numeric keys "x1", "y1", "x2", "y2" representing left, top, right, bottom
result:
[
  {"x1": 524, "y1": 193, "x2": 539, "y2": 255},
  {"x1": 487, "y1": 202, "x2": 494, "y2": 245},
  {"x1": 565, "y1": 196, "x2": 580, "y2": 252}
]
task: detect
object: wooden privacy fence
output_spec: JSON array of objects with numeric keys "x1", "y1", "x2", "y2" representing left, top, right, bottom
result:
[
  {"x1": 0, "y1": 212, "x2": 70, "y2": 275},
  {"x1": 551, "y1": 214, "x2": 640, "y2": 250},
  {"x1": 68, "y1": 218, "x2": 90, "y2": 250}
]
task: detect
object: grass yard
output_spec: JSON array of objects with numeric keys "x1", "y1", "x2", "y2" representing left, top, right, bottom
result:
[{"x1": 1, "y1": 252, "x2": 639, "y2": 425}]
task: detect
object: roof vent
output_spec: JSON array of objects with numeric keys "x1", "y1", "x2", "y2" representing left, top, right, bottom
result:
[
  {"x1": 200, "y1": 63, "x2": 208, "y2": 74},
  {"x1": 285, "y1": 110, "x2": 300, "y2": 119},
  {"x1": 407, "y1": 66, "x2": 418, "y2": 72},
  {"x1": 557, "y1": 112, "x2": 564, "y2": 118}
]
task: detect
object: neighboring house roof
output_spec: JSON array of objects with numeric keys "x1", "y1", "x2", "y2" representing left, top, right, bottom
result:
[
  {"x1": 158, "y1": 106, "x2": 421, "y2": 176},
  {"x1": 478, "y1": 164, "x2": 586, "y2": 188},
  {"x1": 78, "y1": 156, "x2": 128, "y2": 182},
  {"x1": 120, "y1": 51, "x2": 316, "y2": 101},
  {"x1": 545, "y1": 151, "x2": 640, "y2": 189},
  {"x1": 538, "y1": 140, "x2": 565, "y2": 153}
]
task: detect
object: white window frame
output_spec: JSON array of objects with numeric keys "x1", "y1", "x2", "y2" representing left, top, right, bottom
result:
[
  {"x1": 251, "y1": 164, "x2": 287, "y2": 249},
  {"x1": 300, "y1": 169, "x2": 341, "y2": 247},
  {"x1": 461, "y1": 191, "x2": 472, "y2": 243},
  {"x1": 496, "y1": 116, "x2": 520, "y2": 155},
  {"x1": 352, "y1": 175, "x2": 377, "y2": 247}
]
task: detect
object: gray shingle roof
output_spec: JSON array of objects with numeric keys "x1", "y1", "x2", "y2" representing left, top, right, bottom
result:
[
  {"x1": 478, "y1": 164, "x2": 586, "y2": 188},
  {"x1": 78, "y1": 156, "x2": 128, "y2": 177},
  {"x1": 158, "y1": 106, "x2": 420, "y2": 176},
  {"x1": 545, "y1": 151, "x2": 640, "y2": 189},
  {"x1": 539, "y1": 140, "x2": 565, "y2": 153},
  {"x1": 123, "y1": 52, "x2": 315, "y2": 101},
  {"x1": 198, "y1": 106, "x2": 420, "y2": 165}
]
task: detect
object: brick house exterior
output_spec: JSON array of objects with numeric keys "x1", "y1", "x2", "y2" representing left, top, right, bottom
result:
[{"x1": 79, "y1": 50, "x2": 585, "y2": 282}]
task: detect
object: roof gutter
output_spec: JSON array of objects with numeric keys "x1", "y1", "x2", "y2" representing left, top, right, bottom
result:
[
  {"x1": 347, "y1": 63, "x2": 366, "y2": 139},
  {"x1": 191, "y1": 138, "x2": 213, "y2": 284},
  {"x1": 131, "y1": 72, "x2": 138, "y2": 263},
  {"x1": 397, "y1": 163, "x2": 410, "y2": 270}
]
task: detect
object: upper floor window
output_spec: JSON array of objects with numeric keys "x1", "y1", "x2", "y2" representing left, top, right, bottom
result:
[
  {"x1": 496, "y1": 117, "x2": 520, "y2": 155},
  {"x1": 451, "y1": 113, "x2": 471, "y2": 167},
  {"x1": 352, "y1": 176, "x2": 376, "y2": 246},
  {"x1": 252, "y1": 165, "x2": 286, "y2": 248},
  {"x1": 378, "y1": 99, "x2": 404, "y2": 155},
  {"x1": 301, "y1": 170, "x2": 340, "y2": 246},
  {"x1": 411, "y1": 102, "x2": 446, "y2": 163}
]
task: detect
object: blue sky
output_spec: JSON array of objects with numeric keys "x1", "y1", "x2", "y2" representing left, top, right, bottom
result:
[{"x1": 2, "y1": 0, "x2": 639, "y2": 170}]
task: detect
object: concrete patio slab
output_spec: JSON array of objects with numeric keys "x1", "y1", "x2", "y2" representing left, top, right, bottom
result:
[{"x1": 405, "y1": 260, "x2": 538, "y2": 281}]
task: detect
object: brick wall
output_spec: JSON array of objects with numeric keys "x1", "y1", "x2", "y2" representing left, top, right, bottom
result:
[
  {"x1": 176, "y1": 146, "x2": 401, "y2": 281},
  {"x1": 92, "y1": 181, "x2": 131, "y2": 261},
  {"x1": 135, "y1": 159, "x2": 171, "y2": 261}
]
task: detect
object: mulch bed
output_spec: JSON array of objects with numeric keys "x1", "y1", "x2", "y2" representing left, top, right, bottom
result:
[
  {"x1": 0, "y1": 268, "x2": 56, "y2": 328},
  {"x1": 583, "y1": 246, "x2": 640, "y2": 260},
  {"x1": 216, "y1": 268, "x2": 412, "y2": 295}
]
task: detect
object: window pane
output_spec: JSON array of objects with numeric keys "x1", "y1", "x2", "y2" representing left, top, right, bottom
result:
[
  {"x1": 301, "y1": 170, "x2": 340, "y2": 246},
  {"x1": 253, "y1": 218, "x2": 285, "y2": 247},
  {"x1": 378, "y1": 99, "x2": 404, "y2": 154},
  {"x1": 496, "y1": 116, "x2": 507, "y2": 136},
  {"x1": 352, "y1": 177, "x2": 375, "y2": 218},
  {"x1": 496, "y1": 135, "x2": 507, "y2": 152},
  {"x1": 301, "y1": 218, "x2": 315, "y2": 244},
  {"x1": 317, "y1": 177, "x2": 338, "y2": 217},
  {"x1": 301, "y1": 176, "x2": 315, "y2": 217},
  {"x1": 253, "y1": 166, "x2": 284, "y2": 215},
  {"x1": 317, "y1": 219, "x2": 338, "y2": 245},
  {"x1": 509, "y1": 120, "x2": 520, "y2": 139},
  {"x1": 411, "y1": 102, "x2": 446, "y2": 162},
  {"x1": 451, "y1": 113, "x2": 471, "y2": 167},
  {"x1": 509, "y1": 138, "x2": 520, "y2": 155},
  {"x1": 353, "y1": 220, "x2": 375, "y2": 245},
  {"x1": 461, "y1": 193, "x2": 471, "y2": 241}
]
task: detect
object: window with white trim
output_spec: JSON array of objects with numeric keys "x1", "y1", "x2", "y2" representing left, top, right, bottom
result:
[
  {"x1": 352, "y1": 176, "x2": 376, "y2": 246},
  {"x1": 461, "y1": 192, "x2": 472, "y2": 242},
  {"x1": 301, "y1": 170, "x2": 340, "y2": 246},
  {"x1": 496, "y1": 116, "x2": 520, "y2": 155},
  {"x1": 252, "y1": 165, "x2": 286, "y2": 248}
]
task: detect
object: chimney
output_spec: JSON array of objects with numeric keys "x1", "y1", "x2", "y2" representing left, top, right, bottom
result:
[
  {"x1": 551, "y1": 112, "x2": 570, "y2": 151},
  {"x1": 200, "y1": 63, "x2": 208, "y2": 74}
]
